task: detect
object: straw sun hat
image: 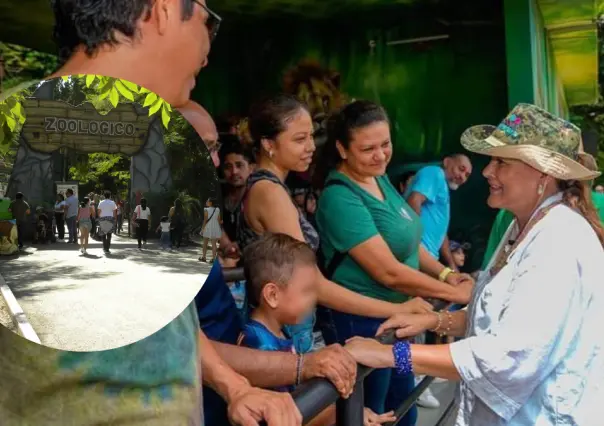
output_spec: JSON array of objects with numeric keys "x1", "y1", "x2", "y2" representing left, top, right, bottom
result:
[{"x1": 461, "y1": 103, "x2": 601, "y2": 181}]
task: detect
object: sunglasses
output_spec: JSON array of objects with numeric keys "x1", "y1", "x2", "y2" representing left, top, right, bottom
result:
[{"x1": 193, "y1": 1, "x2": 222, "y2": 42}]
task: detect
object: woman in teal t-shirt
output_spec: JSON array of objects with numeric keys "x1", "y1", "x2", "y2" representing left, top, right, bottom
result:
[{"x1": 314, "y1": 101, "x2": 472, "y2": 420}]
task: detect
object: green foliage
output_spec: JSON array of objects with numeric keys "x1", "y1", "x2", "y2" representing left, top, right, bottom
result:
[
  {"x1": 59, "y1": 75, "x2": 173, "y2": 127},
  {"x1": 0, "y1": 42, "x2": 58, "y2": 91},
  {"x1": 68, "y1": 153, "x2": 131, "y2": 192}
]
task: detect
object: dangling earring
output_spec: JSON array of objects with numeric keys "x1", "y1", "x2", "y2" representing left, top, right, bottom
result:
[
  {"x1": 537, "y1": 184, "x2": 544, "y2": 195},
  {"x1": 268, "y1": 151, "x2": 274, "y2": 159}
]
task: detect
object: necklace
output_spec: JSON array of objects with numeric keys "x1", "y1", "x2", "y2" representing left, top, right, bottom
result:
[{"x1": 489, "y1": 201, "x2": 562, "y2": 276}]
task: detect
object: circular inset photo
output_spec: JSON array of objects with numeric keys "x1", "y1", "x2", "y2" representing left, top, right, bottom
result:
[{"x1": 0, "y1": 75, "x2": 218, "y2": 351}]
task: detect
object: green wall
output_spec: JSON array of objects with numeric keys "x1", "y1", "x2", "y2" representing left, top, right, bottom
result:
[
  {"x1": 504, "y1": 0, "x2": 569, "y2": 116},
  {"x1": 192, "y1": 12, "x2": 509, "y2": 269}
]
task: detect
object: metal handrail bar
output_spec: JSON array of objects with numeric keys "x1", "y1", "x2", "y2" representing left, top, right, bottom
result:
[
  {"x1": 222, "y1": 267, "x2": 452, "y2": 426},
  {"x1": 434, "y1": 399, "x2": 458, "y2": 426}
]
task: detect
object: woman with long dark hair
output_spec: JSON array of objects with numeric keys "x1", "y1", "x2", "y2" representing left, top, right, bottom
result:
[
  {"x1": 169, "y1": 198, "x2": 186, "y2": 249},
  {"x1": 313, "y1": 100, "x2": 474, "y2": 419},
  {"x1": 236, "y1": 94, "x2": 465, "y2": 355},
  {"x1": 132, "y1": 197, "x2": 151, "y2": 250}
]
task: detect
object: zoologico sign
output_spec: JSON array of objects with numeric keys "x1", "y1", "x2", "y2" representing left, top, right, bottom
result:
[
  {"x1": 21, "y1": 99, "x2": 152, "y2": 155},
  {"x1": 44, "y1": 117, "x2": 137, "y2": 137}
]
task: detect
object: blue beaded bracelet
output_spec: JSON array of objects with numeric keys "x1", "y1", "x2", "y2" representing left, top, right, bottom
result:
[{"x1": 393, "y1": 341, "x2": 413, "y2": 375}]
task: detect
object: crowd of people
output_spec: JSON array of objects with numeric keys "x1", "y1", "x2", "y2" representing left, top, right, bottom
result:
[
  {"x1": 2, "y1": 1, "x2": 604, "y2": 426},
  {"x1": 2, "y1": 187, "x2": 225, "y2": 257}
]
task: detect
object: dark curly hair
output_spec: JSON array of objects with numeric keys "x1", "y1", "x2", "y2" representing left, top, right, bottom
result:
[{"x1": 51, "y1": 0, "x2": 195, "y2": 63}]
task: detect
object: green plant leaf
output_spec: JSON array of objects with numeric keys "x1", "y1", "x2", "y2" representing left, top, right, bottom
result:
[
  {"x1": 5, "y1": 115, "x2": 16, "y2": 132},
  {"x1": 85, "y1": 74, "x2": 96, "y2": 88},
  {"x1": 148, "y1": 99, "x2": 162, "y2": 115},
  {"x1": 109, "y1": 87, "x2": 119, "y2": 107},
  {"x1": 161, "y1": 104, "x2": 171, "y2": 128},
  {"x1": 115, "y1": 80, "x2": 135, "y2": 101},
  {"x1": 143, "y1": 92, "x2": 158, "y2": 107},
  {"x1": 120, "y1": 80, "x2": 139, "y2": 92}
]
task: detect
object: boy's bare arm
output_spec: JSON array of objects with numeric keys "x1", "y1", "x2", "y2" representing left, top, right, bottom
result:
[{"x1": 212, "y1": 341, "x2": 357, "y2": 397}]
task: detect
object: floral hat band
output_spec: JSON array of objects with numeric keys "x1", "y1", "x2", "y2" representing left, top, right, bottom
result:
[{"x1": 460, "y1": 103, "x2": 600, "y2": 181}]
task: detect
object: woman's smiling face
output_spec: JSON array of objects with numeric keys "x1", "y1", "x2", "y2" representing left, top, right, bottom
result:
[
  {"x1": 339, "y1": 121, "x2": 392, "y2": 178},
  {"x1": 483, "y1": 157, "x2": 543, "y2": 211},
  {"x1": 269, "y1": 109, "x2": 316, "y2": 173}
]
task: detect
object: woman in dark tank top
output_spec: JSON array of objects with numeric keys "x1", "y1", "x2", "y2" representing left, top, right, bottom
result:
[{"x1": 237, "y1": 94, "x2": 420, "y2": 354}]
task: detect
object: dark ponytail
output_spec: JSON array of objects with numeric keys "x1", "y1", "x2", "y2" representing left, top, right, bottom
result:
[
  {"x1": 248, "y1": 94, "x2": 309, "y2": 157},
  {"x1": 313, "y1": 100, "x2": 390, "y2": 190}
]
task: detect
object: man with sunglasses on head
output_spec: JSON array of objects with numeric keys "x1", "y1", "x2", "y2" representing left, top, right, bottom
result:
[{"x1": 0, "y1": 1, "x2": 355, "y2": 426}]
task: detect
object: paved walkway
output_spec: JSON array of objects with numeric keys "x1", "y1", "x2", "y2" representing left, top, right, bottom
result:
[{"x1": 0, "y1": 234, "x2": 210, "y2": 351}]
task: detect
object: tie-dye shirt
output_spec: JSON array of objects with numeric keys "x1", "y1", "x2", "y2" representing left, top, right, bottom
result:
[{"x1": 0, "y1": 303, "x2": 202, "y2": 426}]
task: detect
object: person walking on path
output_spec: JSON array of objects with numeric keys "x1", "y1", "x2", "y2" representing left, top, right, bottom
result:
[
  {"x1": 54, "y1": 193, "x2": 66, "y2": 240},
  {"x1": 169, "y1": 198, "x2": 186, "y2": 249},
  {"x1": 132, "y1": 198, "x2": 152, "y2": 249},
  {"x1": 8, "y1": 192, "x2": 30, "y2": 250},
  {"x1": 116, "y1": 200, "x2": 124, "y2": 234},
  {"x1": 157, "y1": 216, "x2": 172, "y2": 250},
  {"x1": 200, "y1": 198, "x2": 221, "y2": 262},
  {"x1": 97, "y1": 191, "x2": 117, "y2": 254},
  {"x1": 64, "y1": 188, "x2": 79, "y2": 244},
  {"x1": 77, "y1": 197, "x2": 94, "y2": 254}
]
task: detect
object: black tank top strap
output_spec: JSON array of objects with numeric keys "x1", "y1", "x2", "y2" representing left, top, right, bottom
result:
[{"x1": 237, "y1": 169, "x2": 319, "y2": 252}]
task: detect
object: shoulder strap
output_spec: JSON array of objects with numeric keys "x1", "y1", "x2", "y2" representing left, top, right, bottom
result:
[
  {"x1": 206, "y1": 207, "x2": 217, "y2": 222},
  {"x1": 317, "y1": 178, "x2": 361, "y2": 280}
]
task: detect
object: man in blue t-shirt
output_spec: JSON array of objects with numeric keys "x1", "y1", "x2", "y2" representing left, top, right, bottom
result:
[{"x1": 405, "y1": 154, "x2": 472, "y2": 270}]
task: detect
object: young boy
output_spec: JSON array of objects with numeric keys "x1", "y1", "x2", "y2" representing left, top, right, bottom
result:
[
  {"x1": 238, "y1": 233, "x2": 396, "y2": 426},
  {"x1": 156, "y1": 216, "x2": 171, "y2": 250}
]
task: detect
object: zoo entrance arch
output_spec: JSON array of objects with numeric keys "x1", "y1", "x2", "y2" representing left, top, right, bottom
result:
[{"x1": 7, "y1": 96, "x2": 172, "y2": 205}]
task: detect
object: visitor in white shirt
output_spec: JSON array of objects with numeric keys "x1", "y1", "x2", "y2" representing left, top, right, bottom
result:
[{"x1": 96, "y1": 191, "x2": 117, "y2": 254}]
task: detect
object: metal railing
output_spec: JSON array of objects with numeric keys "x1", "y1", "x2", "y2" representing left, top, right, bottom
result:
[{"x1": 222, "y1": 267, "x2": 456, "y2": 426}]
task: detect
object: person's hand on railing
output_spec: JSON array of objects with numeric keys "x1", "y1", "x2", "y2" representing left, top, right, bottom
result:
[
  {"x1": 375, "y1": 312, "x2": 439, "y2": 339},
  {"x1": 448, "y1": 278, "x2": 474, "y2": 304},
  {"x1": 228, "y1": 386, "x2": 302, "y2": 426},
  {"x1": 445, "y1": 271, "x2": 475, "y2": 287},
  {"x1": 302, "y1": 344, "x2": 358, "y2": 399},
  {"x1": 397, "y1": 297, "x2": 434, "y2": 314},
  {"x1": 364, "y1": 407, "x2": 397, "y2": 425},
  {"x1": 343, "y1": 337, "x2": 394, "y2": 370}
]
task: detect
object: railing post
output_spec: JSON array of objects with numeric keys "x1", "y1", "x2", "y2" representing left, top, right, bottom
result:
[{"x1": 335, "y1": 379, "x2": 364, "y2": 426}]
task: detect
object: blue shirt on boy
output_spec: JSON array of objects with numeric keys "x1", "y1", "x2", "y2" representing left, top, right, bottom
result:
[
  {"x1": 405, "y1": 165, "x2": 450, "y2": 258},
  {"x1": 238, "y1": 319, "x2": 296, "y2": 393}
]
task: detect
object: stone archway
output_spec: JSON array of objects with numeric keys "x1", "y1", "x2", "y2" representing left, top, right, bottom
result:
[{"x1": 7, "y1": 83, "x2": 172, "y2": 205}]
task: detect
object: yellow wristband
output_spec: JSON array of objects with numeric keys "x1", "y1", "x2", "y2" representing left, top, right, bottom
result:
[{"x1": 439, "y1": 267, "x2": 453, "y2": 282}]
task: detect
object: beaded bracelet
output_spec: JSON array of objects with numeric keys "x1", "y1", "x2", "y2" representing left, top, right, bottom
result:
[
  {"x1": 439, "y1": 311, "x2": 453, "y2": 337},
  {"x1": 295, "y1": 354, "x2": 304, "y2": 386},
  {"x1": 429, "y1": 311, "x2": 442, "y2": 334},
  {"x1": 393, "y1": 341, "x2": 413, "y2": 375}
]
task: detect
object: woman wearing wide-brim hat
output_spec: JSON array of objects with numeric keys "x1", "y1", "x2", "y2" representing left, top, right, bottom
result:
[{"x1": 343, "y1": 104, "x2": 604, "y2": 425}]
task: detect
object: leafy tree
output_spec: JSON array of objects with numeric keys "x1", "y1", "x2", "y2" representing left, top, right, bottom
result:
[{"x1": 0, "y1": 42, "x2": 58, "y2": 91}]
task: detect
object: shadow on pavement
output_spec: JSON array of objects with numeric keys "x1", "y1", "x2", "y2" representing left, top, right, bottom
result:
[{"x1": 3, "y1": 265, "x2": 114, "y2": 298}]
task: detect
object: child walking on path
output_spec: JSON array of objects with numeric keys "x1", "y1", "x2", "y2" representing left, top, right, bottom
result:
[{"x1": 157, "y1": 216, "x2": 172, "y2": 250}]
